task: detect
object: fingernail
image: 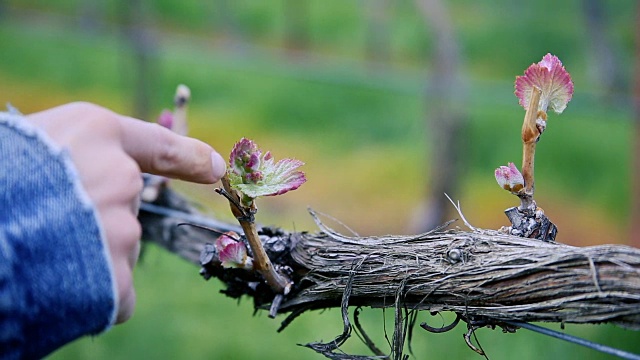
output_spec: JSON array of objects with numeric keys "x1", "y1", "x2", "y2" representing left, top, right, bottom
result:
[{"x1": 211, "y1": 151, "x2": 227, "y2": 182}]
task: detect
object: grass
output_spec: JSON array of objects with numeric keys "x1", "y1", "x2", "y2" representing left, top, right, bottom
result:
[
  {"x1": 0, "y1": 1, "x2": 637, "y2": 358},
  {"x1": 2, "y1": 16, "x2": 631, "y2": 220}
]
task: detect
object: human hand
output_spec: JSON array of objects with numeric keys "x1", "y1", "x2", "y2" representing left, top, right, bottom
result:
[{"x1": 25, "y1": 102, "x2": 226, "y2": 323}]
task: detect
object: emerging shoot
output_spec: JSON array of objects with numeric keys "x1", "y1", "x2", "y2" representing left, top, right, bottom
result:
[
  {"x1": 217, "y1": 138, "x2": 306, "y2": 294},
  {"x1": 141, "y1": 84, "x2": 192, "y2": 202},
  {"x1": 172, "y1": 84, "x2": 191, "y2": 136},
  {"x1": 495, "y1": 54, "x2": 574, "y2": 241}
]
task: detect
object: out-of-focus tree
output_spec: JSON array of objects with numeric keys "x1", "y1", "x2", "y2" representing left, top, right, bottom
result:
[
  {"x1": 364, "y1": 0, "x2": 391, "y2": 65},
  {"x1": 412, "y1": 0, "x2": 467, "y2": 232},
  {"x1": 630, "y1": 2, "x2": 640, "y2": 248},
  {"x1": 581, "y1": 0, "x2": 623, "y2": 100},
  {"x1": 213, "y1": 0, "x2": 242, "y2": 48},
  {"x1": 283, "y1": 0, "x2": 309, "y2": 54},
  {"x1": 119, "y1": 0, "x2": 158, "y2": 121},
  {"x1": 78, "y1": 0, "x2": 105, "y2": 33}
]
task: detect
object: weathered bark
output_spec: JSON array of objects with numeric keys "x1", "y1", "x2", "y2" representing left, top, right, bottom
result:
[{"x1": 139, "y1": 186, "x2": 640, "y2": 332}]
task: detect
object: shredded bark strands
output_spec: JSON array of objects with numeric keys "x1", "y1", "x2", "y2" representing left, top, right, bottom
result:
[
  {"x1": 139, "y1": 186, "x2": 640, "y2": 359},
  {"x1": 284, "y1": 210, "x2": 640, "y2": 329}
]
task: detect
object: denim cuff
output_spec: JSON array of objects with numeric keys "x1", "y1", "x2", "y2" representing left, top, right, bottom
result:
[{"x1": 0, "y1": 111, "x2": 117, "y2": 359}]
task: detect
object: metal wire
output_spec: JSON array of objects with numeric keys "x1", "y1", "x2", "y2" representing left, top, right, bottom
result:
[
  {"x1": 506, "y1": 321, "x2": 640, "y2": 360},
  {"x1": 139, "y1": 202, "x2": 242, "y2": 234}
]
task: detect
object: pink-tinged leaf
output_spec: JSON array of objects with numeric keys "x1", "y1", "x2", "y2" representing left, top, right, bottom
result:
[
  {"x1": 264, "y1": 158, "x2": 307, "y2": 196},
  {"x1": 157, "y1": 109, "x2": 173, "y2": 129},
  {"x1": 495, "y1": 162, "x2": 524, "y2": 194},
  {"x1": 235, "y1": 157, "x2": 306, "y2": 198},
  {"x1": 515, "y1": 53, "x2": 574, "y2": 114},
  {"x1": 219, "y1": 242, "x2": 248, "y2": 269}
]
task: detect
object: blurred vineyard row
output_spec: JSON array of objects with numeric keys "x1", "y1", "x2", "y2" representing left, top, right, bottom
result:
[{"x1": 1, "y1": 1, "x2": 639, "y2": 359}]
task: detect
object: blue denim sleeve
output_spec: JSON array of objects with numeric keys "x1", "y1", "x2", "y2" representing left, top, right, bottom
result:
[{"x1": 0, "y1": 112, "x2": 117, "y2": 359}]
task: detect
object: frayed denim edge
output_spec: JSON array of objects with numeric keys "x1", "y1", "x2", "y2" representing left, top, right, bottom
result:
[{"x1": 0, "y1": 110, "x2": 119, "y2": 329}]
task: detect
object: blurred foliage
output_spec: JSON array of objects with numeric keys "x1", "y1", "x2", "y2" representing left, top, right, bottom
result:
[{"x1": 0, "y1": 0, "x2": 638, "y2": 359}]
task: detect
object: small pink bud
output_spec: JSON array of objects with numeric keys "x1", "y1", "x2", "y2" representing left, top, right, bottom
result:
[
  {"x1": 219, "y1": 242, "x2": 250, "y2": 269},
  {"x1": 214, "y1": 231, "x2": 252, "y2": 269},
  {"x1": 495, "y1": 162, "x2": 524, "y2": 194},
  {"x1": 157, "y1": 109, "x2": 173, "y2": 129},
  {"x1": 515, "y1": 53, "x2": 574, "y2": 114},
  {"x1": 230, "y1": 138, "x2": 261, "y2": 178},
  {"x1": 214, "y1": 231, "x2": 239, "y2": 253},
  {"x1": 245, "y1": 171, "x2": 264, "y2": 183}
]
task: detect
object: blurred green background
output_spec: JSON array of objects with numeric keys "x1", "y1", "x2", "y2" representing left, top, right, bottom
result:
[{"x1": 1, "y1": 0, "x2": 638, "y2": 359}]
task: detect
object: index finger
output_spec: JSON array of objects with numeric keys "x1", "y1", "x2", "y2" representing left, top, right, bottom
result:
[{"x1": 117, "y1": 116, "x2": 227, "y2": 184}]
